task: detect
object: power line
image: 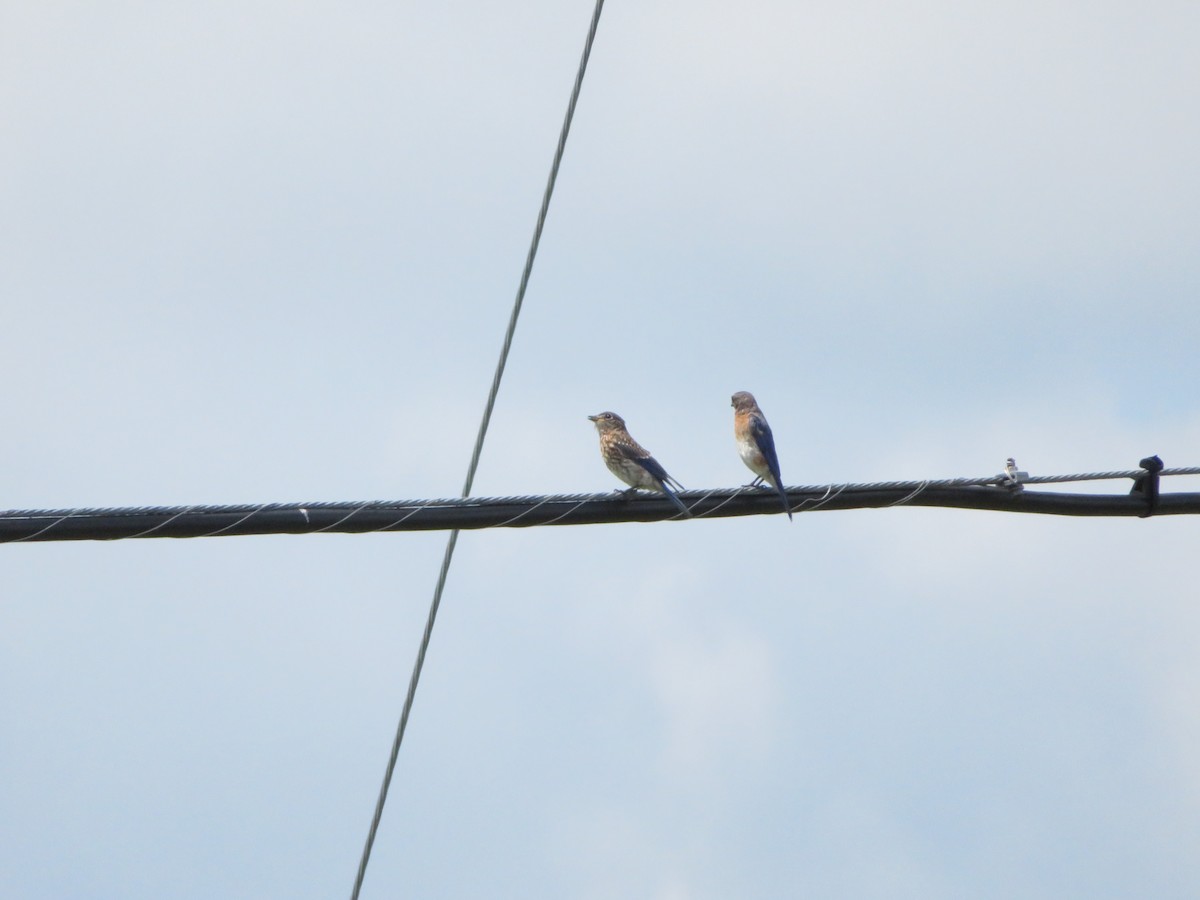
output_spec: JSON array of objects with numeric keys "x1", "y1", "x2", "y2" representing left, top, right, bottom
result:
[
  {"x1": 348, "y1": 3, "x2": 608, "y2": 898},
  {"x1": 4, "y1": 466, "x2": 1198, "y2": 543}
]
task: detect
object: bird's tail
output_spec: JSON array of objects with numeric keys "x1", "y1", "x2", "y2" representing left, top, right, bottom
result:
[
  {"x1": 661, "y1": 483, "x2": 692, "y2": 518},
  {"x1": 772, "y1": 479, "x2": 792, "y2": 521}
]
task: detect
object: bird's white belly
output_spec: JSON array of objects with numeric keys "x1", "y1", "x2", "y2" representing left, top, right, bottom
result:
[
  {"x1": 737, "y1": 436, "x2": 770, "y2": 478},
  {"x1": 608, "y1": 457, "x2": 654, "y2": 491}
]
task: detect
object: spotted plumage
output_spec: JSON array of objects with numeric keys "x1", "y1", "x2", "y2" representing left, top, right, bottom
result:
[{"x1": 588, "y1": 411, "x2": 690, "y2": 517}]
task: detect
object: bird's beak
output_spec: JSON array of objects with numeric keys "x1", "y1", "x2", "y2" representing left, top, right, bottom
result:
[{"x1": 587, "y1": 414, "x2": 598, "y2": 422}]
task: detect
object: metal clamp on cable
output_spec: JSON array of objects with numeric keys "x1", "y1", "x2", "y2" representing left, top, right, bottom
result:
[
  {"x1": 1000, "y1": 457, "x2": 1028, "y2": 491},
  {"x1": 1130, "y1": 454, "x2": 1164, "y2": 518}
]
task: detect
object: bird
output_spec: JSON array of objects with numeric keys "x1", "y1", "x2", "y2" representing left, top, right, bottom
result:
[
  {"x1": 731, "y1": 391, "x2": 791, "y2": 520},
  {"x1": 587, "y1": 411, "x2": 690, "y2": 517}
]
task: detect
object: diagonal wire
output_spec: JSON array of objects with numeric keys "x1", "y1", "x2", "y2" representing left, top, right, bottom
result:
[{"x1": 350, "y1": 3, "x2": 607, "y2": 897}]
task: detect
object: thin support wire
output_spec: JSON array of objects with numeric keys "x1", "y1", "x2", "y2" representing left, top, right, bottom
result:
[
  {"x1": 194, "y1": 501, "x2": 272, "y2": 538},
  {"x1": 312, "y1": 501, "x2": 374, "y2": 534},
  {"x1": 794, "y1": 484, "x2": 842, "y2": 514},
  {"x1": 6, "y1": 510, "x2": 80, "y2": 543},
  {"x1": 377, "y1": 502, "x2": 433, "y2": 533},
  {"x1": 118, "y1": 505, "x2": 196, "y2": 540},
  {"x1": 888, "y1": 480, "x2": 929, "y2": 507},
  {"x1": 689, "y1": 485, "x2": 749, "y2": 519},
  {"x1": 349, "y1": 3, "x2": 607, "y2": 897},
  {"x1": 493, "y1": 495, "x2": 555, "y2": 528},
  {"x1": 533, "y1": 494, "x2": 598, "y2": 528}
]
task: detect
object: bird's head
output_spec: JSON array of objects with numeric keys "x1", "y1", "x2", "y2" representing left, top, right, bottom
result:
[
  {"x1": 731, "y1": 391, "x2": 757, "y2": 411},
  {"x1": 588, "y1": 411, "x2": 626, "y2": 434}
]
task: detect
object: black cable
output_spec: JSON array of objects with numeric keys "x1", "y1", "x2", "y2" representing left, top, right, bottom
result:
[{"x1": 5, "y1": 477, "x2": 1200, "y2": 544}]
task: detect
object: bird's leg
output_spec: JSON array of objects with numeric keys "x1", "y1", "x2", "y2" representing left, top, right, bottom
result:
[{"x1": 742, "y1": 477, "x2": 764, "y2": 488}]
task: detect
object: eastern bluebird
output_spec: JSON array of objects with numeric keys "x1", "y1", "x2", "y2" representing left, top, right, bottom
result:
[
  {"x1": 731, "y1": 391, "x2": 791, "y2": 520},
  {"x1": 588, "y1": 411, "x2": 691, "y2": 517}
]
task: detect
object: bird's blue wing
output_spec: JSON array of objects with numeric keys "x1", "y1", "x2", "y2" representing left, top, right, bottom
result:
[
  {"x1": 631, "y1": 452, "x2": 678, "y2": 489},
  {"x1": 611, "y1": 443, "x2": 689, "y2": 516},
  {"x1": 617, "y1": 443, "x2": 686, "y2": 490},
  {"x1": 750, "y1": 416, "x2": 783, "y2": 485},
  {"x1": 752, "y1": 415, "x2": 790, "y2": 520}
]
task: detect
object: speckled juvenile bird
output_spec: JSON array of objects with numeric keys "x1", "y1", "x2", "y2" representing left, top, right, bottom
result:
[
  {"x1": 731, "y1": 391, "x2": 791, "y2": 520},
  {"x1": 588, "y1": 411, "x2": 690, "y2": 517}
]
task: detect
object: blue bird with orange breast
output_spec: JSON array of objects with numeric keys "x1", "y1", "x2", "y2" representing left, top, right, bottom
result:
[
  {"x1": 731, "y1": 390, "x2": 791, "y2": 520},
  {"x1": 588, "y1": 411, "x2": 691, "y2": 518}
]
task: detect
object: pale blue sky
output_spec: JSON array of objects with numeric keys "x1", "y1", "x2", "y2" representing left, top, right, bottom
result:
[{"x1": 3, "y1": 2, "x2": 1200, "y2": 897}]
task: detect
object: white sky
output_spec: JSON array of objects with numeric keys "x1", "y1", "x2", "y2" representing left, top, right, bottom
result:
[{"x1": 3, "y1": 2, "x2": 1200, "y2": 897}]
